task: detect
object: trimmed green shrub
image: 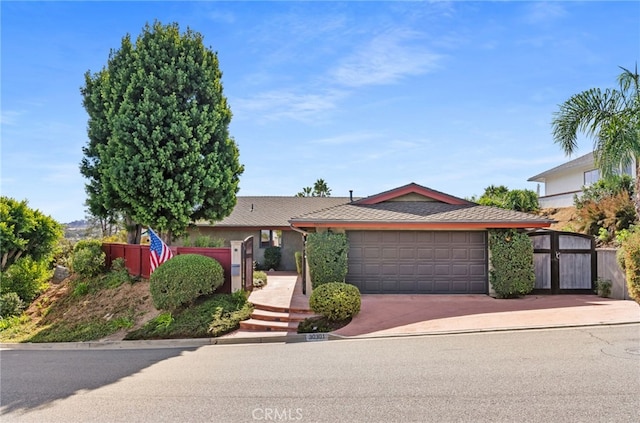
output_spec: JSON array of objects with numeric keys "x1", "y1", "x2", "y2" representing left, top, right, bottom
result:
[
  {"x1": 618, "y1": 228, "x2": 640, "y2": 303},
  {"x1": 306, "y1": 232, "x2": 348, "y2": 288},
  {"x1": 194, "y1": 235, "x2": 224, "y2": 248},
  {"x1": 489, "y1": 229, "x2": 535, "y2": 298},
  {"x1": 253, "y1": 270, "x2": 268, "y2": 288},
  {"x1": 52, "y1": 238, "x2": 74, "y2": 268},
  {"x1": 1, "y1": 256, "x2": 52, "y2": 303},
  {"x1": 309, "y1": 282, "x2": 361, "y2": 321},
  {"x1": 295, "y1": 251, "x2": 303, "y2": 275},
  {"x1": 263, "y1": 246, "x2": 281, "y2": 270},
  {"x1": 0, "y1": 292, "x2": 25, "y2": 318},
  {"x1": 150, "y1": 254, "x2": 224, "y2": 311},
  {"x1": 71, "y1": 240, "x2": 105, "y2": 277}
]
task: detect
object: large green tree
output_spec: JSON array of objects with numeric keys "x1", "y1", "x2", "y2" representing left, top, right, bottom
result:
[
  {"x1": 0, "y1": 197, "x2": 63, "y2": 272},
  {"x1": 551, "y1": 66, "x2": 640, "y2": 217},
  {"x1": 81, "y1": 21, "x2": 243, "y2": 243}
]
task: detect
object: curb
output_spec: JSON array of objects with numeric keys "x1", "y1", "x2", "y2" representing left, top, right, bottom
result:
[{"x1": 2, "y1": 321, "x2": 638, "y2": 350}]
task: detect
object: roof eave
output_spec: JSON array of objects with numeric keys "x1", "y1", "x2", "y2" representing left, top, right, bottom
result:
[{"x1": 290, "y1": 220, "x2": 553, "y2": 230}]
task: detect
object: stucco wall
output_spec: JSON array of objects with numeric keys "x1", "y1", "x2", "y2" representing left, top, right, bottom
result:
[
  {"x1": 597, "y1": 248, "x2": 629, "y2": 300},
  {"x1": 185, "y1": 227, "x2": 302, "y2": 271},
  {"x1": 545, "y1": 166, "x2": 592, "y2": 197}
]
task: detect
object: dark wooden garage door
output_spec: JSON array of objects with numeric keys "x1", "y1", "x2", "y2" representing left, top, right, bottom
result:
[{"x1": 347, "y1": 231, "x2": 487, "y2": 294}]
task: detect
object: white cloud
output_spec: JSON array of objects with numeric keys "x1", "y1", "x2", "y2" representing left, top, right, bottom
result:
[
  {"x1": 232, "y1": 89, "x2": 345, "y2": 123},
  {"x1": 0, "y1": 110, "x2": 24, "y2": 125},
  {"x1": 331, "y1": 29, "x2": 442, "y2": 87},
  {"x1": 524, "y1": 2, "x2": 567, "y2": 25},
  {"x1": 309, "y1": 131, "x2": 381, "y2": 145}
]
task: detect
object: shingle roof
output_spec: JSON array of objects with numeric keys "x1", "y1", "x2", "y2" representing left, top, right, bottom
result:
[
  {"x1": 528, "y1": 152, "x2": 594, "y2": 182},
  {"x1": 290, "y1": 201, "x2": 553, "y2": 227},
  {"x1": 198, "y1": 196, "x2": 355, "y2": 228}
]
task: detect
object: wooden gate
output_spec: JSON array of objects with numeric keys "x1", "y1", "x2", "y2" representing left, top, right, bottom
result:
[
  {"x1": 241, "y1": 236, "x2": 254, "y2": 291},
  {"x1": 528, "y1": 230, "x2": 596, "y2": 294}
]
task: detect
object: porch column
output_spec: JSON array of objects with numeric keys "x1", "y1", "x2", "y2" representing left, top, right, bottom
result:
[{"x1": 230, "y1": 240, "x2": 243, "y2": 292}]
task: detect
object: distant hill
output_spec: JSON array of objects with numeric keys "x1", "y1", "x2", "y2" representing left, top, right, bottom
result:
[{"x1": 64, "y1": 220, "x2": 88, "y2": 228}]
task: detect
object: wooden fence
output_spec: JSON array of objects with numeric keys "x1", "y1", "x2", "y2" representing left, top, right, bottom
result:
[{"x1": 102, "y1": 243, "x2": 232, "y2": 294}]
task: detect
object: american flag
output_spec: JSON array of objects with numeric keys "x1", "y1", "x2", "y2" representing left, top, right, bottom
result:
[{"x1": 148, "y1": 228, "x2": 173, "y2": 273}]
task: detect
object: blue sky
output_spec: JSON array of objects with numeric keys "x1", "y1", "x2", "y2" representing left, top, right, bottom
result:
[{"x1": 1, "y1": 1, "x2": 639, "y2": 223}]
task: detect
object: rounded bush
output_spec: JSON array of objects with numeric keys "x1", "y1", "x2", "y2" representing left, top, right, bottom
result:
[
  {"x1": 150, "y1": 254, "x2": 224, "y2": 311},
  {"x1": 309, "y1": 282, "x2": 361, "y2": 321},
  {"x1": 1, "y1": 257, "x2": 52, "y2": 303},
  {"x1": 71, "y1": 240, "x2": 105, "y2": 277},
  {"x1": 0, "y1": 292, "x2": 25, "y2": 318}
]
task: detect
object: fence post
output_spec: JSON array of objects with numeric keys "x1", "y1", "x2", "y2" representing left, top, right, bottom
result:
[{"x1": 230, "y1": 240, "x2": 243, "y2": 292}]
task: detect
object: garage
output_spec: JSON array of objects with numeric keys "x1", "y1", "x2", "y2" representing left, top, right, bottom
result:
[{"x1": 347, "y1": 230, "x2": 487, "y2": 294}]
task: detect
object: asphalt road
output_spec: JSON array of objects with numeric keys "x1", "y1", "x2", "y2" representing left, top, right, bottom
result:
[{"x1": 2, "y1": 325, "x2": 639, "y2": 423}]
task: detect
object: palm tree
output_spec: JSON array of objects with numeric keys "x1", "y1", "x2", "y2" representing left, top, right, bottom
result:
[
  {"x1": 552, "y1": 65, "x2": 640, "y2": 216},
  {"x1": 296, "y1": 186, "x2": 313, "y2": 197},
  {"x1": 312, "y1": 179, "x2": 332, "y2": 197}
]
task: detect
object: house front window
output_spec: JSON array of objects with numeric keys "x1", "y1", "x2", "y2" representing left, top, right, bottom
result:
[
  {"x1": 260, "y1": 230, "x2": 281, "y2": 248},
  {"x1": 584, "y1": 169, "x2": 599, "y2": 186}
]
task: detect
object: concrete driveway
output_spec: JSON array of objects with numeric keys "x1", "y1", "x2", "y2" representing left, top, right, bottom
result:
[{"x1": 334, "y1": 294, "x2": 640, "y2": 337}]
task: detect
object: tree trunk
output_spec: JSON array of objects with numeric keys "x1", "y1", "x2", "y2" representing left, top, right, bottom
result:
[{"x1": 124, "y1": 216, "x2": 142, "y2": 244}]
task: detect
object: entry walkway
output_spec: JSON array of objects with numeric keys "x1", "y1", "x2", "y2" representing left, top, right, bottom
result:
[{"x1": 226, "y1": 272, "x2": 640, "y2": 340}]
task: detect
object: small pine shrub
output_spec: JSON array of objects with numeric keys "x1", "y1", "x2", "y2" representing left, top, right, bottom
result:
[
  {"x1": 150, "y1": 254, "x2": 224, "y2": 311},
  {"x1": 1, "y1": 257, "x2": 52, "y2": 303},
  {"x1": 295, "y1": 251, "x2": 303, "y2": 275},
  {"x1": 489, "y1": 229, "x2": 535, "y2": 298},
  {"x1": 0, "y1": 292, "x2": 25, "y2": 318},
  {"x1": 71, "y1": 240, "x2": 105, "y2": 277},
  {"x1": 71, "y1": 281, "x2": 90, "y2": 297},
  {"x1": 309, "y1": 282, "x2": 361, "y2": 321},
  {"x1": 263, "y1": 246, "x2": 281, "y2": 270},
  {"x1": 253, "y1": 270, "x2": 268, "y2": 288}
]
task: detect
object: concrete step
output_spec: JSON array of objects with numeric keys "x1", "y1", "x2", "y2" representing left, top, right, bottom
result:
[
  {"x1": 251, "y1": 309, "x2": 317, "y2": 323},
  {"x1": 250, "y1": 301, "x2": 315, "y2": 315},
  {"x1": 239, "y1": 319, "x2": 299, "y2": 332}
]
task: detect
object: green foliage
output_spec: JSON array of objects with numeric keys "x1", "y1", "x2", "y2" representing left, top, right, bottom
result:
[
  {"x1": 0, "y1": 197, "x2": 63, "y2": 272},
  {"x1": 27, "y1": 317, "x2": 134, "y2": 343},
  {"x1": 309, "y1": 282, "x2": 361, "y2": 321},
  {"x1": 252, "y1": 270, "x2": 268, "y2": 288},
  {"x1": 71, "y1": 282, "x2": 90, "y2": 298},
  {"x1": 489, "y1": 230, "x2": 535, "y2": 298},
  {"x1": 297, "y1": 315, "x2": 350, "y2": 333},
  {"x1": 306, "y1": 232, "x2": 349, "y2": 288},
  {"x1": 194, "y1": 235, "x2": 224, "y2": 248},
  {"x1": 552, "y1": 66, "x2": 640, "y2": 218},
  {"x1": 150, "y1": 254, "x2": 224, "y2": 311},
  {"x1": 595, "y1": 278, "x2": 612, "y2": 298},
  {"x1": 263, "y1": 246, "x2": 281, "y2": 270},
  {"x1": 125, "y1": 293, "x2": 252, "y2": 339},
  {"x1": 0, "y1": 292, "x2": 25, "y2": 318},
  {"x1": 618, "y1": 228, "x2": 640, "y2": 303},
  {"x1": 71, "y1": 240, "x2": 105, "y2": 277},
  {"x1": 1, "y1": 257, "x2": 52, "y2": 303},
  {"x1": 575, "y1": 175, "x2": 635, "y2": 208},
  {"x1": 52, "y1": 238, "x2": 74, "y2": 268},
  {"x1": 80, "y1": 21, "x2": 243, "y2": 238},
  {"x1": 295, "y1": 251, "x2": 303, "y2": 275},
  {"x1": 473, "y1": 186, "x2": 538, "y2": 212},
  {"x1": 297, "y1": 179, "x2": 332, "y2": 197}
]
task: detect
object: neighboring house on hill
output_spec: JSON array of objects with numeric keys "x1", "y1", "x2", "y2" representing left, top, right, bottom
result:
[
  {"x1": 193, "y1": 196, "x2": 354, "y2": 271},
  {"x1": 290, "y1": 183, "x2": 552, "y2": 294},
  {"x1": 528, "y1": 152, "x2": 637, "y2": 208}
]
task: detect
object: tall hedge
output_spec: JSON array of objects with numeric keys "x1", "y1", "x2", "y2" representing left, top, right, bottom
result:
[
  {"x1": 306, "y1": 232, "x2": 348, "y2": 289},
  {"x1": 618, "y1": 229, "x2": 640, "y2": 303},
  {"x1": 489, "y1": 229, "x2": 535, "y2": 298}
]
